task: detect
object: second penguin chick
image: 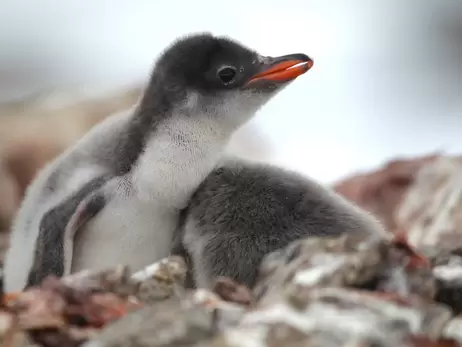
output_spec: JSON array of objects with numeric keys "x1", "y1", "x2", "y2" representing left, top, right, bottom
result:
[{"x1": 174, "y1": 158, "x2": 388, "y2": 289}]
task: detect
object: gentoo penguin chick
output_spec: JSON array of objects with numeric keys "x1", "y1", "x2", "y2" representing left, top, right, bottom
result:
[
  {"x1": 4, "y1": 33, "x2": 313, "y2": 292},
  {"x1": 174, "y1": 158, "x2": 388, "y2": 290}
]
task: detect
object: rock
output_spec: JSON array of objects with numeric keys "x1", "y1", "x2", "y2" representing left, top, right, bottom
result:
[
  {"x1": 209, "y1": 286, "x2": 451, "y2": 347},
  {"x1": 0, "y1": 257, "x2": 191, "y2": 346},
  {"x1": 405, "y1": 336, "x2": 461, "y2": 347},
  {"x1": 431, "y1": 248, "x2": 462, "y2": 314},
  {"x1": 4, "y1": 331, "x2": 38, "y2": 347},
  {"x1": 253, "y1": 233, "x2": 386, "y2": 301},
  {"x1": 334, "y1": 155, "x2": 462, "y2": 254},
  {"x1": 442, "y1": 316, "x2": 462, "y2": 342},
  {"x1": 333, "y1": 154, "x2": 441, "y2": 231},
  {"x1": 83, "y1": 297, "x2": 217, "y2": 347},
  {"x1": 59, "y1": 266, "x2": 138, "y2": 297},
  {"x1": 1, "y1": 244, "x2": 462, "y2": 347},
  {"x1": 375, "y1": 234, "x2": 436, "y2": 300},
  {"x1": 191, "y1": 289, "x2": 247, "y2": 330},
  {"x1": 56, "y1": 256, "x2": 187, "y2": 304},
  {"x1": 86, "y1": 288, "x2": 248, "y2": 347},
  {"x1": 212, "y1": 277, "x2": 253, "y2": 307},
  {"x1": 131, "y1": 256, "x2": 187, "y2": 303},
  {"x1": 0, "y1": 163, "x2": 20, "y2": 231},
  {"x1": 396, "y1": 157, "x2": 462, "y2": 251},
  {"x1": 0, "y1": 310, "x2": 15, "y2": 343},
  {"x1": 334, "y1": 155, "x2": 462, "y2": 316},
  {"x1": 0, "y1": 310, "x2": 39, "y2": 347},
  {"x1": 254, "y1": 233, "x2": 435, "y2": 303},
  {"x1": 13, "y1": 289, "x2": 67, "y2": 330}
]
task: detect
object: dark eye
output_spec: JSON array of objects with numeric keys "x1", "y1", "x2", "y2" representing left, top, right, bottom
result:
[{"x1": 217, "y1": 66, "x2": 237, "y2": 85}]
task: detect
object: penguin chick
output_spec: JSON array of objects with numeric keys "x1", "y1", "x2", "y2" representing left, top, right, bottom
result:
[
  {"x1": 4, "y1": 32, "x2": 313, "y2": 292},
  {"x1": 174, "y1": 158, "x2": 388, "y2": 290}
]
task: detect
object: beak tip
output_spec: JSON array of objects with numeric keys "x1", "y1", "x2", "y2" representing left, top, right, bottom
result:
[{"x1": 304, "y1": 56, "x2": 314, "y2": 69}]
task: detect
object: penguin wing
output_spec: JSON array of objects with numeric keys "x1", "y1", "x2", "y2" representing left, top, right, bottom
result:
[{"x1": 26, "y1": 174, "x2": 111, "y2": 288}]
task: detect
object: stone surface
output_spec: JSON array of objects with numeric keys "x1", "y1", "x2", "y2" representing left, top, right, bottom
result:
[
  {"x1": 431, "y1": 248, "x2": 462, "y2": 314},
  {"x1": 3, "y1": 234, "x2": 462, "y2": 347},
  {"x1": 254, "y1": 233, "x2": 436, "y2": 303},
  {"x1": 335, "y1": 155, "x2": 462, "y2": 252},
  {"x1": 216, "y1": 287, "x2": 451, "y2": 347},
  {"x1": 396, "y1": 157, "x2": 462, "y2": 251},
  {"x1": 84, "y1": 297, "x2": 217, "y2": 347},
  {"x1": 334, "y1": 155, "x2": 462, "y2": 317},
  {"x1": 131, "y1": 256, "x2": 187, "y2": 303},
  {"x1": 334, "y1": 154, "x2": 441, "y2": 231}
]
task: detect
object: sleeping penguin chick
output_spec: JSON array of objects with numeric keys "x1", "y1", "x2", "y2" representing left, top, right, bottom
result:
[
  {"x1": 4, "y1": 32, "x2": 313, "y2": 292},
  {"x1": 174, "y1": 158, "x2": 388, "y2": 290}
]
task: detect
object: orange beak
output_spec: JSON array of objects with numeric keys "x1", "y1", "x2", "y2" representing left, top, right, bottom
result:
[{"x1": 245, "y1": 53, "x2": 313, "y2": 86}]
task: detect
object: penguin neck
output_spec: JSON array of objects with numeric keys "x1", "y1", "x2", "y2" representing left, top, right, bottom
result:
[{"x1": 130, "y1": 90, "x2": 238, "y2": 209}]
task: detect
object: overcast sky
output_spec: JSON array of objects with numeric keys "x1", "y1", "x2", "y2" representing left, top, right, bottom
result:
[{"x1": 0, "y1": 0, "x2": 461, "y2": 183}]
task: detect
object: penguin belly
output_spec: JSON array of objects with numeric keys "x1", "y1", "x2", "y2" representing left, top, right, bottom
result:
[{"x1": 71, "y1": 197, "x2": 178, "y2": 274}]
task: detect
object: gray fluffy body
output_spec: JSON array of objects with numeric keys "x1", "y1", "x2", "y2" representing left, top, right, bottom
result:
[{"x1": 173, "y1": 157, "x2": 387, "y2": 289}]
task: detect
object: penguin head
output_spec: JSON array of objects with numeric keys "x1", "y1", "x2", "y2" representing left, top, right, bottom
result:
[{"x1": 150, "y1": 33, "x2": 314, "y2": 128}]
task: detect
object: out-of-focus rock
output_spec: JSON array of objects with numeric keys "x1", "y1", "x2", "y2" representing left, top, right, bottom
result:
[
  {"x1": 4, "y1": 235, "x2": 462, "y2": 346},
  {"x1": 396, "y1": 157, "x2": 462, "y2": 251},
  {"x1": 208, "y1": 286, "x2": 451, "y2": 347},
  {"x1": 53, "y1": 256, "x2": 187, "y2": 303},
  {"x1": 405, "y1": 336, "x2": 461, "y2": 347},
  {"x1": 254, "y1": 233, "x2": 435, "y2": 303},
  {"x1": 0, "y1": 87, "x2": 142, "y2": 150},
  {"x1": 85, "y1": 286, "x2": 249, "y2": 347},
  {"x1": 443, "y1": 315, "x2": 462, "y2": 342},
  {"x1": 84, "y1": 297, "x2": 216, "y2": 347},
  {"x1": 333, "y1": 154, "x2": 442, "y2": 231},
  {"x1": 131, "y1": 256, "x2": 187, "y2": 303},
  {"x1": 0, "y1": 163, "x2": 19, "y2": 231},
  {"x1": 334, "y1": 154, "x2": 462, "y2": 316},
  {"x1": 212, "y1": 277, "x2": 253, "y2": 307},
  {"x1": 253, "y1": 233, "x2": 386, "y2": 301},
  {"x1": 334, "y1": 155, "x2": 462, "y2": 252},
  {"x1": 2, "y1": 257, "x2": 189, "y2": 346},
  {"x1": 431, "y1": 248, "x2": 462, "y2": 314}
]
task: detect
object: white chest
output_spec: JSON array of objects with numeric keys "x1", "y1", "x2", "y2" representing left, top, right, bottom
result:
[
  {"x1": 70, "y1": 196, "x2": 179, "y2": 273},
  {"x1": 132, "y1": 115, "x2": 228, "y2": 208}
]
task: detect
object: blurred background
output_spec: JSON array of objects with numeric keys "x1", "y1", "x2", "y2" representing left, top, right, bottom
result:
[{"x1": 0, "y1": 0, "x2": 461, "y2": 232}]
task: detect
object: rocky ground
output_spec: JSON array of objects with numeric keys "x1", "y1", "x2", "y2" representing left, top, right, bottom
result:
[{"x1": 1, "y1": 154, "x2": 462, "y2": 346}]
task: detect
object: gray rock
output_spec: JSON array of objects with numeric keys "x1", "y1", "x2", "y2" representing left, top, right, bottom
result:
[
  {"x1": 84, "y1": 296, "x2": 217, "y2": 347},
  {"x1": 254, "y1": 233, "x2": 436, "y2": 303},
  {"x1": 200, "y1": 285, "x2": 453, "y2": 347},
  {"x1": 131, "y1": 256, "x2": 187, "y2": 303},
  {"x1": 253, "y1": 233, "x2": 387, "y2": 302},
  {"x1": 61, "y1": 256, "x2": 187, "y2": 303}
]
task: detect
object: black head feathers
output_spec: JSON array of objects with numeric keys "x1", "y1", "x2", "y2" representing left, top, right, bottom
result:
[{"x1": 152, "y1": 33, "x2": 259, "y2": 92}]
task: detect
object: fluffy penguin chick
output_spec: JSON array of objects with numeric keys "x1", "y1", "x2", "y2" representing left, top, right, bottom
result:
[
  {"x1": 175, "y1": 158, "x2": 388, "y2": 289},
  {"x1": 4, "y1": 33, "x2": 313, "y2": 292}
]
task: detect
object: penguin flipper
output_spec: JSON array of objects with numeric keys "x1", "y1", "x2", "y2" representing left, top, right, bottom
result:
[
  {"x1": 25, "y1": 175, "x2": 110, "y2": 288},
  {"x1": 62, "y1": 192, "x2": 107, "y2": 275}
]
